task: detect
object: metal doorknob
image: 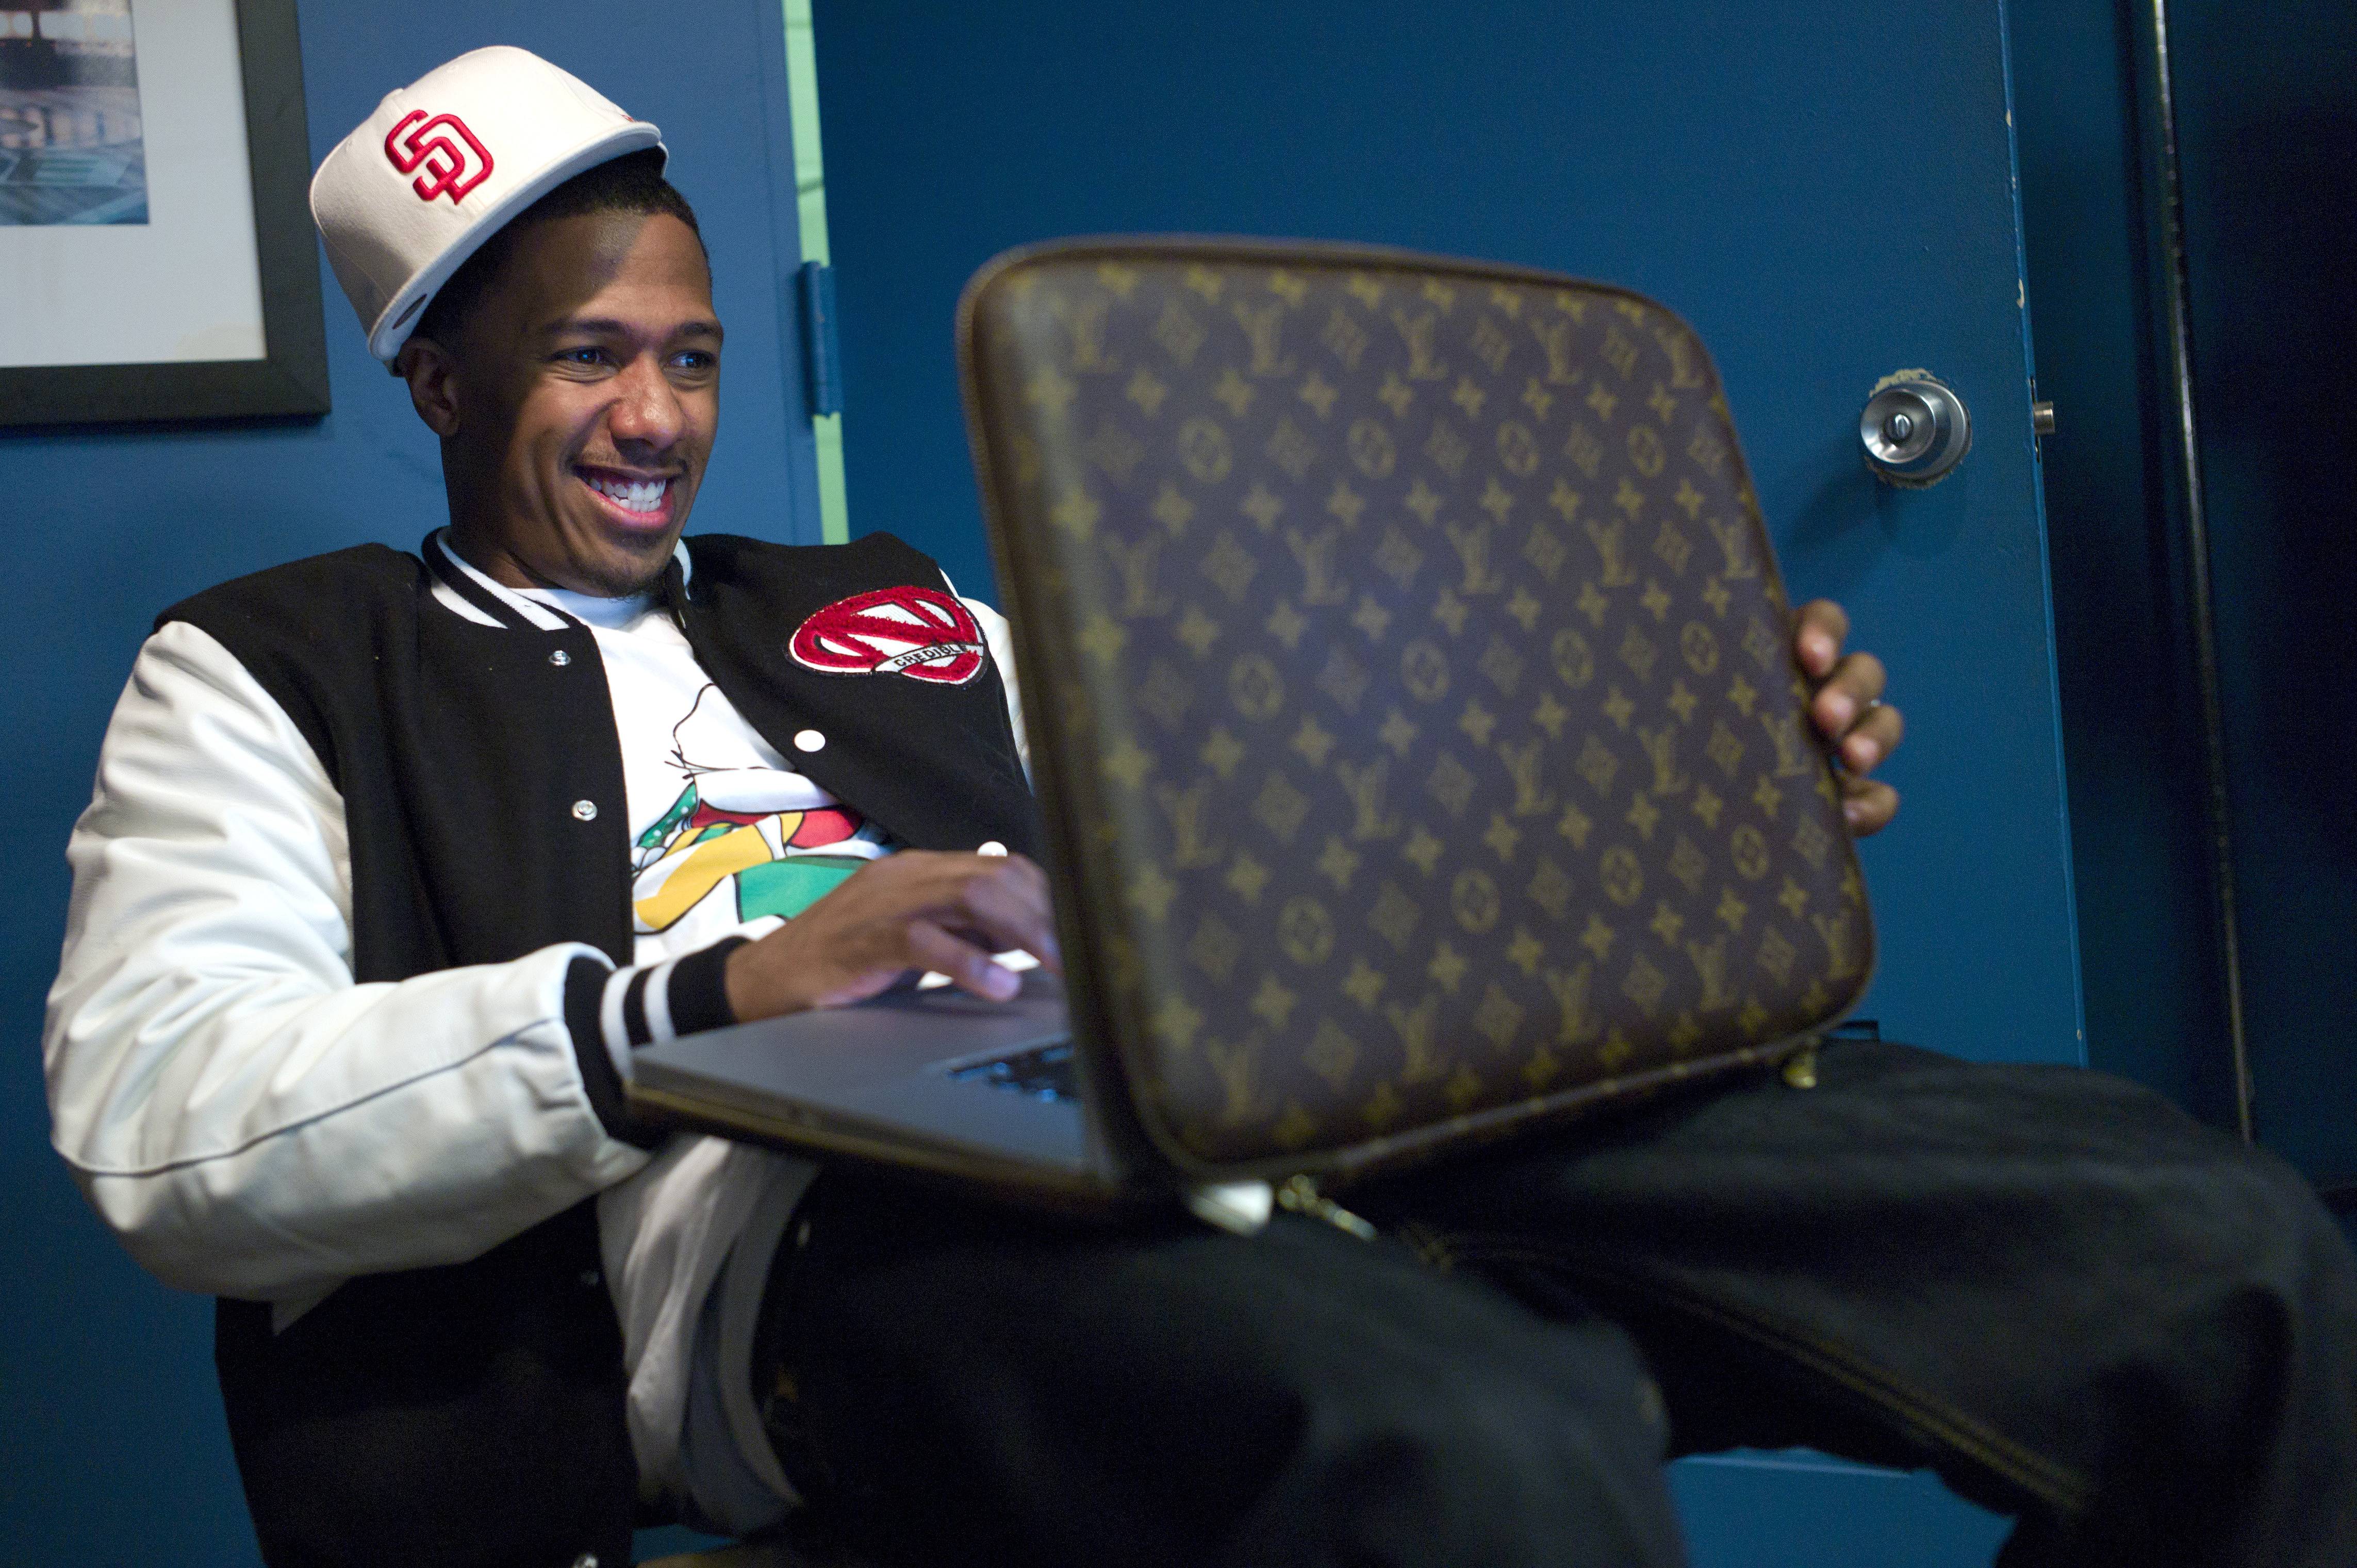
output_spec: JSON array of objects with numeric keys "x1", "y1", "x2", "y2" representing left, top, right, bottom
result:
[{"x1": 1860, "y1": 373, "x2": 1972, "y2": 487}]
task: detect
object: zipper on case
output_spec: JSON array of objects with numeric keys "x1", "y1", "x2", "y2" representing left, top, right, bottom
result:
[
  {"x1": 1782, "y1": 1037, "x2": 1821, "y2": 1090},
  {"x1": 1276, "y1": 1174, "x2": 1377, "y2": 1241}
]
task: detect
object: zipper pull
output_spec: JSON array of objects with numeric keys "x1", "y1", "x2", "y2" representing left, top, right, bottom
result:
[
  {"x1": 1782, "y1": 1037, "x2": 1821, "y2": 1090},
  {"x1": 1276, "y1": 1175, "x2": 1377, "y2": 1241}
]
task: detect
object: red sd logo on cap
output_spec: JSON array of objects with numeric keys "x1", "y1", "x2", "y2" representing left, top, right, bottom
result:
[
  {"x1": 384, "y1": 109, "x2": 493, "y2": 204},
  {"x1": 789, "y1": 587, "x2": 987, "y2": 686}
]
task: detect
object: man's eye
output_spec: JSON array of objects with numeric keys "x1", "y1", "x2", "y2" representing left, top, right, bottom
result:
[
  {"x1": 557, "y1": 346, "x2": 608, "y2": 367},
  {"x1": 671, "y1": 351, "x2": 717, "y2": 372}
]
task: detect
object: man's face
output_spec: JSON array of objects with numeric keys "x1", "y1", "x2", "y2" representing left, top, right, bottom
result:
[{"x1": 428, "y1": 209, "x2": 721, "y2": 597}]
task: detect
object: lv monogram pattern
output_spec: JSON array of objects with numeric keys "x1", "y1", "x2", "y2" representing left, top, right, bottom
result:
[{"x1": 967, "y1": 245, "x2": 1872, "y2": 1169}]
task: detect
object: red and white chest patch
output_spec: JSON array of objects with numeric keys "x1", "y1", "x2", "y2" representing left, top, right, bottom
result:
[{"x1": 788, "y1": 586, "x2": 987, "y2": 686}]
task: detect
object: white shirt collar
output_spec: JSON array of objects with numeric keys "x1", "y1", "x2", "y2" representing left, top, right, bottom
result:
[{"x1": 432, "y1": 527, "x2": 691, "y2": 632}]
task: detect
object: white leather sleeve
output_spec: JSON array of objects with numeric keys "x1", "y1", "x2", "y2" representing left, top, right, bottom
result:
[{"x1": 44, "y1": 621, "x2": 654, "y2": 1302}]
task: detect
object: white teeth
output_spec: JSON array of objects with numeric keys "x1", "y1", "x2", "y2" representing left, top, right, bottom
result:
[{"x1": 585, "y1": 472, "x2": 669, "y2": 513}]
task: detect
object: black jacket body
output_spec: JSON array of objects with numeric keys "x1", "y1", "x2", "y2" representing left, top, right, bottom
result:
[{"x1": 159, "y1": 531, "x2": 1037, "y2": 1567}]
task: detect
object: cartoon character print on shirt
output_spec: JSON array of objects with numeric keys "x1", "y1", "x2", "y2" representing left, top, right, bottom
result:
[{"x1": 631, "y1": 684, "x2": 887, "y2": 933}]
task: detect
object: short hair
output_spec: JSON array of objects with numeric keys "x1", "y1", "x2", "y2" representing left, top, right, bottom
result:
[{"x1": 411, "y1": 148, "x2": 706, "y2": 350}]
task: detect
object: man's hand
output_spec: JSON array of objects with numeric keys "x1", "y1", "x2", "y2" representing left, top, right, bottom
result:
[
  {"x1": 723, "y1": 851, "x2": 1062, "y2": 1021},
  {"x1": 1794, "y1": 600, "x2": 1903, "y2": 836}
]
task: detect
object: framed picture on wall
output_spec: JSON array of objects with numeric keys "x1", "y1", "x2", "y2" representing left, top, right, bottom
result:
[{"x1": 0, "y1": 0, "x2": 327, "y2": 427}]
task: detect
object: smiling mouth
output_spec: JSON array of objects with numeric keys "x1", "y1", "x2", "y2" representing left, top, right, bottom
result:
[{"x1": 577, "y1": 465, "x2": 677, "y2": 527}]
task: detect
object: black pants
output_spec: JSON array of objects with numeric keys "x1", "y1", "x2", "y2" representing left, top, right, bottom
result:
[{"x1": 754, "y1": 1042, "x2": 2357, "y2": 1567}]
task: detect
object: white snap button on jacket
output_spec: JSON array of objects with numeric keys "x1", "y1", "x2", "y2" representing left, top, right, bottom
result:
[
  {"x1": 548, "y1": 649, "x2": 571, "y2": 667},
  {"x1": 570, "y1": 799, "x2": 598, "y2": 821},
  {"x1": 793, "y1": 729, "x2": 826, "y2": 753},
  {"x1": 978, "y1": 840, "x2": 1008, "y2": 856}
]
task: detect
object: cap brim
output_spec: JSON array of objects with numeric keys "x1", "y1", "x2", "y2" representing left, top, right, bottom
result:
[{"x1": 366, "y1": 124, "x2": 666, "y2": 361}]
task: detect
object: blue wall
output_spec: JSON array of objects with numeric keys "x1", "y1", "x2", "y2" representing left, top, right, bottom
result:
[
  {"x1": 2011, "y1": 1, "x2": 2240, "y2": 1124},
  {"x1": 2169, "y1": 0, "x2": 2357, "y2": 1185},
  {"x1": 2014, "y1": 0, "x2": 2357, "y2": 1181},
  {"x1": 0, "y1": 3, "x2": 813, "y2": 1559}
]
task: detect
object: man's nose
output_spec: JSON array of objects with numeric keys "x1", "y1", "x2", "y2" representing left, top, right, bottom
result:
[{"x1": 607, "y1": 355, "x2": 685, "y2": 451}]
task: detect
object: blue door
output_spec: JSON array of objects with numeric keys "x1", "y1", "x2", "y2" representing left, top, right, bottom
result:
[{"x1": 812, "y1": 3, "x2": 2063, "y2": 1561}]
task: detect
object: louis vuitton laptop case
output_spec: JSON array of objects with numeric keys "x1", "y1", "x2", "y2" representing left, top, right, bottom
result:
[{"x1": 626, "y1": 238, "x2": 1874, "y2": 1213}]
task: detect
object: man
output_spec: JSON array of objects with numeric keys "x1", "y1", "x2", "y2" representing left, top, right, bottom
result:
[{"x1": 45, "y1": 47, "x2": 2354, "y2": 1568}]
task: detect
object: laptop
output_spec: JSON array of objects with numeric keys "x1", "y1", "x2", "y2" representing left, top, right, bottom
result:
[
  {"x1": 625, "y1": 238, "x2": 1873, "y2": 1218},
  {"x1": 629, "y1": 970, "x2": 1122, "y2": 1196}
]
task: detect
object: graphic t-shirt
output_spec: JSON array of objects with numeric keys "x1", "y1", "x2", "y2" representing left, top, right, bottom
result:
[
  {"x1": 508, "y1": 574, "x2": 834, "y2": 1530},
  {"x1": 583, "y1": 598, "x2": 892, "y2": 960},
  {"x1": 433, "y1": 533, "x2": 902, "y2": 968},
  {"x1": 428, "y1": 537, "x2": 1026, "y2": 1535}
]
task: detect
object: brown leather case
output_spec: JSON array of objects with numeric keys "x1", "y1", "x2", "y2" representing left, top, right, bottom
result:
[{"x1": 960, "y1": 238, "x2": 1872, "y2": 1183}]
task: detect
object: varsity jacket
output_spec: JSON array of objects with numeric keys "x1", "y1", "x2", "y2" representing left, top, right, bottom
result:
[{"x1": 44, "y1": 531, "x2": 1039, "y2": 1568}]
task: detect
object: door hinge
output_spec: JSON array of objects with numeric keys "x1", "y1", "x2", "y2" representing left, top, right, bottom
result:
[{"x1": 796, "y1": 260, "x2": 842, "y2": 418}]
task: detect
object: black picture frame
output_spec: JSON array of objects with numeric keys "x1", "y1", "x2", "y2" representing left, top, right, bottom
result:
[{"x1": 0, "y1": 0, "x2": 328, "y2": 427}]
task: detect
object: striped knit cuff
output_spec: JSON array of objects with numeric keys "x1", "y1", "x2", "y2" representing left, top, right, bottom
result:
[{"x1": 565, "y1": 936, "x2": 749, "y2": 1147}]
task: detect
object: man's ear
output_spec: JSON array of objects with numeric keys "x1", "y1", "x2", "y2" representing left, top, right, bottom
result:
[{"x1": 394, "y1": 336, "x2": 464, "y2": 438}]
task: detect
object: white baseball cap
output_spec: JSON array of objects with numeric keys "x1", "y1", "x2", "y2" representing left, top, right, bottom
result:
[{"x1": 310, "y1": 46, "x2": 665, "y2": 362}]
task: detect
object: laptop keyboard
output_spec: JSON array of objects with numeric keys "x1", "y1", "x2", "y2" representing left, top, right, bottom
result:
[{"x1": 947, "y1": 1040, "x2": 1079, "y2": 1103}]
